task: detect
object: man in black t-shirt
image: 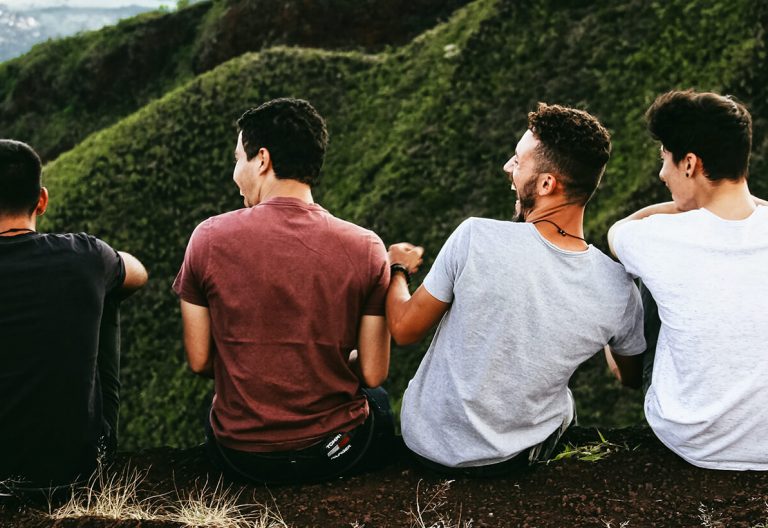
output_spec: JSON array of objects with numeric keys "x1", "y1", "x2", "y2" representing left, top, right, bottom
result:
[{"x1": 0, "y1": 140, "x2": 148, "y2": 489}]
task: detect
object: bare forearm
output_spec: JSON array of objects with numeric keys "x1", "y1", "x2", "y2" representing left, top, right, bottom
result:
[
  {"x1": 386, "y1": 274, "x2": 412, "y2": 335},
  {"x1": 623, "y1": 201, "x2": 681, "y2": 222}
]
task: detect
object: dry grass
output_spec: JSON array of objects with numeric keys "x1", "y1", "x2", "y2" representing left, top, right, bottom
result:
[
  {"x1": 405, "y1": 479, "x2": 472, "y2": 528},
  {"x1": 699, "y1": 500, "x2": 768, "y2": 528},
  {"x1": 167, "y1": 477, "x2": 288, "y2": 528},
  {"x1": 46, "y1": 465, "x2": 288, "y2": 528},
  {"x1": 49, "y1": 465, "x2": 160, "y2": 521}
]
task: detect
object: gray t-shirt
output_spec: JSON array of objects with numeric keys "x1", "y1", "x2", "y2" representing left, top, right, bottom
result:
[{"x1": 400, "y1": 218, "x2": 645, "y2": 467}]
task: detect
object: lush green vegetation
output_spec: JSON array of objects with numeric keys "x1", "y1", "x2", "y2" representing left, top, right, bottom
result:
[
  {"x1": 0, "y1": 0, "x2": 468, "y2": 161},
  {"x1": 37, "y1": 0, "x2": 768, "y2": 449}
]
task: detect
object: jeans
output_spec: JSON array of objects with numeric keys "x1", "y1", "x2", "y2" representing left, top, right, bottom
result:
[
  {"x1": 0, "y1": 295, "x2": 121, "y2": 499},
  {"x1": 98, "y1": 294, "x2": 122, "y2": 456},
  {"x1": 205, "y1": 387, "x2": 396, "y2": 485}
]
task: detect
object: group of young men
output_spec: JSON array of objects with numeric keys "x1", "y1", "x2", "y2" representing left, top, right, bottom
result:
[{"x1": 1, "y1": 89, "x2": 766, "y2": 490}]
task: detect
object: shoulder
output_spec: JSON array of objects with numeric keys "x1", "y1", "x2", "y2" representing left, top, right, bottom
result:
[
  {"x1": 42, "y1": 232, "x2": 114, "y2": 253},
  {"x1": 187, "y1": 210, "x2": 249, "y2": 241},
  {"x1": 590, "y1": 247, "x2": 636, "y2": 284},
  {"x1": 326, "y1": 213, "x2": 385, "y2": 247},
  {"x1": 616, "y1": 209, "x2": 705, "y2": 239},
  {"x1": 453, "y1": 216, "x2": 531, "y2": 244}
]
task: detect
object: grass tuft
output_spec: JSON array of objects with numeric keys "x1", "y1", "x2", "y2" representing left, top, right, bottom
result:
[
  {"x1": 551, "y1": 430, "x2": 634, "y2": 463},
  {"x1": 166, "y1": 476, "x2": 287, "y2": 528},
  {"x1": 46, "y1": 464, "x2": 287, "y2": 527},
  {"x1": 405, "y1": 479, "x2": 472, "y2": 528},
  {"x1": 49, "y1": 465, "x2": 160, "y2": 520}
]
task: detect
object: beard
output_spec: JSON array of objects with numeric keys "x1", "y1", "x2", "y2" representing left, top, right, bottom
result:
[{"x1": 512, "y1": 177, "x2": 538, "y2": 222}]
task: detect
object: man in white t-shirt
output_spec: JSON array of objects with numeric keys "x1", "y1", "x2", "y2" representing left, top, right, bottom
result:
[
  {"x1": 386, "y1": 103, "x2": 646, "y2": 475},
  {"x1": 608, "y1": 90, "x2": 768, "y2": 470}
]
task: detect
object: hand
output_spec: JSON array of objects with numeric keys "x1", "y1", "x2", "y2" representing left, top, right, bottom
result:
[{"x1": 388, "y1": 243, "x2": 424, "y2": 274}]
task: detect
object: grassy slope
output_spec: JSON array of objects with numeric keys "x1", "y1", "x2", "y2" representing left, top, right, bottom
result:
[
  {"x1": 42, "y1": 0, "x2": 767, "y2": 448},
  {"x1": 0, "y1": 0, "x2": 470, "y2": 162}
]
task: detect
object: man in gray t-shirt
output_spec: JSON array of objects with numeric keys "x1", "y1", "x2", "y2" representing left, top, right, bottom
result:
[{"x1": 387, "y1": 104, "x2": 645, "y2": 472}]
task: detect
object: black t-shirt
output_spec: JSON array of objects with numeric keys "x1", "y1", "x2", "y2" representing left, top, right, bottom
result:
[{"x1": 0, "y1": 232, "x2": 125, "y2": 485}]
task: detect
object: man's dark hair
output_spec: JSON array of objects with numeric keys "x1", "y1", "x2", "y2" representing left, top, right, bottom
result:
[
  {"x1": 0, "y1": 139, "x2": 42, "y2": 217},
  {"x1": 646, "y1": 90, "x2": 752, "y2": 182},
  {"x1": 237, "y1": 98, "x2": 329, "y2": 186},
  {"x1": 528, "y1": 103, "x2": 611, "y2": 206}
]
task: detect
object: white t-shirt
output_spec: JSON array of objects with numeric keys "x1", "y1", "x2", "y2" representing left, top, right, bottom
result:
[
  {"x1": 400, "y1": 218, "x2": 645, "y2": 467},
  {"x1": 613, "y1": 206, "x2": 768, "y2": 470}
]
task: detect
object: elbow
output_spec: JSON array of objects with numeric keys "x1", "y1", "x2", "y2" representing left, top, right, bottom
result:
[
  {"x1": 187, "y1": 355, "x2": 213, "y2": 377},
  {"x1": 360, "y1": 370, "x2": 387, "y2": 389},
  {"x1": 389, "y1": 320, "x2": 421, "y2": 346}
]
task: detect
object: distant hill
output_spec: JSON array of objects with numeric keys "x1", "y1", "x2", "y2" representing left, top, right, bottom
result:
[
  {"x1": 37, "y1": 0, "x2": 768, "y2": 450},
  {"x1": 0, "y1": 0, "x2": 470, "y2": 161},
  {"x1": 0, "y1": 4, "x2": 155, "y2": 62}
]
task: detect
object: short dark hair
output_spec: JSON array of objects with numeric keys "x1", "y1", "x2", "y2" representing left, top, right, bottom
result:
[
  {"x1": 527, "y1": 103, "x2": 611, "y2": 205},
  {"x1": 0, "y1": 139, "x2": 42, "y2": 217},
  {"x1": 646, "y1": 90, "x2": 752, "y2": 181},
  {"x1": 236, "y1": 98, "x2": 329, "y2": 186}
]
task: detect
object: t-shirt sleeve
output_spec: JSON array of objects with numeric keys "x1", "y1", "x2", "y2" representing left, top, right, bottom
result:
[
  {"x1": 422, "y1": 218, "x2": 473, "y2": 303},
  {"x1": 172, "y1": 221, "x2": 210, "y2": 307},
  {"x1": 608, "y1": 281, "x2": 646, "y2": 356},
  {"x1": 92, "y1": 237, "x2": 126, "y2": 294},
  {"x1": 611, "y1": 220, "x2": 650, "y2": 278},
  {"x1": 362, "y1": 234, "x2": 390, "y2": 316}
]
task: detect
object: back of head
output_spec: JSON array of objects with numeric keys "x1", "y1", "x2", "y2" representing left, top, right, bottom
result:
[
  {"x1": 0, "y1": 140, "x2": 42, "y2": 218},
  {"x1": 646, "y1": 90, "x2": 752, "y2": 181},
  {"x1": 237, "y1": 98, "x2": 329, "y2": 187},
  {"x1": 527, "y1": 103, "x2": 611, "y2": 206}
]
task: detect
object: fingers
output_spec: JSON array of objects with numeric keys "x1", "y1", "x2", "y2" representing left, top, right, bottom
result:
[{"x1": 388, "y1": 242, "x2": 425, "y2": 274}]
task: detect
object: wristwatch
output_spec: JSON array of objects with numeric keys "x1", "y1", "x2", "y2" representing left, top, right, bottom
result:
[{"x1": 390, "y1": 264, "x2": 412, "y2": 285}]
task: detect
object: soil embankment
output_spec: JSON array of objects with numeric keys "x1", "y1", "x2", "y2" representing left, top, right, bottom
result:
[{"x1": 3, "y1": 427, "x2": 767, "y2": 527}]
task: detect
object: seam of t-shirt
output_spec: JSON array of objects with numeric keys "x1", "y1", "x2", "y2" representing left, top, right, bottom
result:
[
  {"x1": 527, "y1": 223, "x2": 594, "y2": 257},
  {"x1": 699, "y1": 205, "x2": 765, "y2": 225},
  {"x1": 257, "y1": 196, "x2": 325, "y2": 212},
  {"x1": 0, "y1": 232, "x2": 43, "y2": 245},
  {"x1": 422, "y1": 277, "x2": 453, "y2": 304}
]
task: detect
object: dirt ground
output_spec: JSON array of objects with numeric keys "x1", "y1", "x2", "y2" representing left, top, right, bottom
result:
[{"x1": 2, "y1": 426, "x2": 767, "y2": 527}]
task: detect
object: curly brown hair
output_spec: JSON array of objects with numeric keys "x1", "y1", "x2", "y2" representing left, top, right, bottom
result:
[{"x1": 527, "y1": 103, "x2": 611, "y2": 205}]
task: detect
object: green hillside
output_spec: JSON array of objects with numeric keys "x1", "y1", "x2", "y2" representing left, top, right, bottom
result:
[
  {"x1": 40, "y1": 0, "x2": 768, "y2": 449},
  {"x1": 0, "y1": 0, "x2": 469, "y2": 162}
]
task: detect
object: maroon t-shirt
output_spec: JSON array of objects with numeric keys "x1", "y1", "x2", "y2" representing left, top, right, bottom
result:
[{"x1": 173, "y1": 197, "x2": 389, "y2": 452}]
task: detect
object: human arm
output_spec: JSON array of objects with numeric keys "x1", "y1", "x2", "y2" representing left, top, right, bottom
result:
[
  {"x1": 180, "y1": 300, "x2": 215, "y2": 378},
  {"x1": 386, "y1": 243, "x2": 450, "y2": 345},
  {"x1": 607, "y1": 201, "x2": 681, "y2": 258},
  {"x1": 353, "y1": 315, "x2": 390, "y2": 387},
  {"x1": 116, "y1": 251, "x2": 148, "y2": 299},
  {"x1": 604, "y1": 345, "x2": 643, "y2": 389}
]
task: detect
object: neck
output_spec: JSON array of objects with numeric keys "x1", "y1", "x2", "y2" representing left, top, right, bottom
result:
[
  {"x1": 0, "y1": 214, "x2": 36, "y2": 236},
  {"x1": 259, "y1": 178, "x2": 314, "y2": 205},
  {"x1": 696, "y1": 178, "x2": 755, "y2": 220},
  {"x1": 526, "y1": 201, "x2": 587, "y2": 251}
]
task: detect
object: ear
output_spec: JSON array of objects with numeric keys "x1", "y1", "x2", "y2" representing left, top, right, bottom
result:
[
  {"x1": 257, "y1": 147, "x2": 272, "y2": 176},
  {"x1": 537, "y1": 173, "x2": 558, "y2": 196},
  {"x1": 681, "y1": 152, "x2": 700, "y2": 179},
  {"x1": 35, "y1": 187, "x2": 49, "y2": 216}
]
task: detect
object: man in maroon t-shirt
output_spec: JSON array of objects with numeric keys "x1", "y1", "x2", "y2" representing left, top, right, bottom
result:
[{"x1": 173, "y1": 98, "x2": 394, "y2": 484}]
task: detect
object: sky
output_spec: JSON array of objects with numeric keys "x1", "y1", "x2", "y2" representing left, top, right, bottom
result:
[{"x1": 0, "y1": 1, "x2": 170, "y2": 8}]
